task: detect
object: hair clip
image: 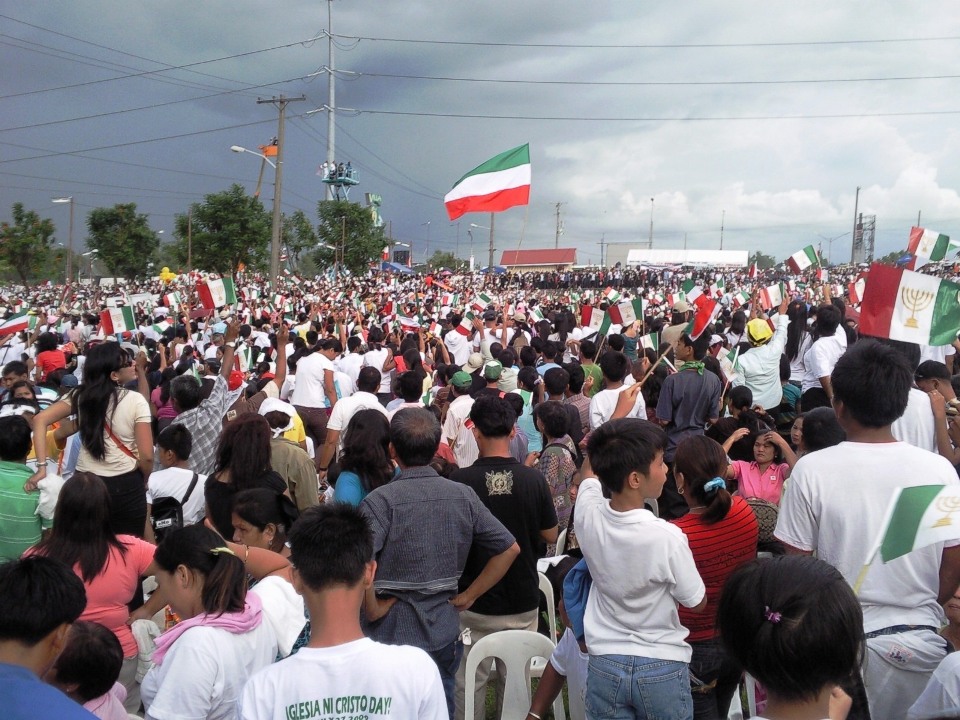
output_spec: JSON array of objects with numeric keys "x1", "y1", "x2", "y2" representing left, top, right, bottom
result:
[
  {"x1": 703, "y1": 477, "x2": 726, "y2": 493},
  {"x1": 764, "y1": 606, "x2": 782, "y2": 624},
  {"x1": 209, "y1": 546, "x2": 236, "y2": 557}
]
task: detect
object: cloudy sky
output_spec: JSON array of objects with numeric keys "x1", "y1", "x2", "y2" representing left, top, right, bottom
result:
[{"x1": 2, "y1": 1, "x2": 960, "y2": 268}]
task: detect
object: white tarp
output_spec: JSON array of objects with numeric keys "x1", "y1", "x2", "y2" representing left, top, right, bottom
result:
[{"x1": 625, "y1": 249, "x2": 749, "y2": 267}]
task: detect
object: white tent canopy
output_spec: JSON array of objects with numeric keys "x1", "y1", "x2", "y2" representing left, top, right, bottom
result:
[{"x1": 625, "y1": 249, "x2": 749, "y2": 267}]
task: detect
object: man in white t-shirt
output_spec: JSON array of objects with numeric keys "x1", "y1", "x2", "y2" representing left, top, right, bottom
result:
[
  {"x1": 240, "y1": 503, "x2": 447, "y2": 720},
  {"x1": 442, "y1": 372, "x2": 476, "y2": 468},
  {"x1": 335, "y1": 336, "x2": 365, "y2": 385},
  {"x1": 316, "y1": 367, "x2": 387, "y2": 482},
  {"x1": 361, "y1": 328, "x2": 393, "y2": 404},
  {"x1": 776, "y1": 340, "x2": 960, "y2": 720},
  {"x1": 443, "y1": 314, "x2": 475, "y2": 367},
  {"x1": 146, "y1": 424, "x2": 206, "y2": 532},
  {"x1": 290, "y1": 338, "x2": 337, "y2": 461},
  {"x1": 588, "y1": 351, "x2": 646, "y2": 430}
]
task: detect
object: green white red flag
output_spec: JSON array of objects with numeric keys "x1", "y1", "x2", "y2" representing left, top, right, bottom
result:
[
  {"x1": 100, "y1": 306, "x2": 136, "y2": 335},
  {"x1": 198, "y1": 277, "x2": 237, "y2": 310},
  {"x1": 607, "y1": 299, "x2": 644, "y2": 327},
  {"x1": 874, "y1": 484, "x2": 960, "y2": 562},
  {"x1": 580, "y1": 305, "x2": 611, "y2": 336},
  {"x1": 0, "y1": 312, "x2": 31, "y2": 335},
  {"x1": 444, "y1": 144, "x2": 531, "y2": 221},
  {"x1": 639, "y1": 332, "x2": 659, "y2": 352},
  {"x1": 456, "y1": 311, "x2": 476, "y2": 336},
  {"x1": 907, "y1": 226, "x2": 954, "y2": 270},
  {"x1": 759, "y1": 283, "x2": 785, "y2": 310},
  {"x1": 786, "y1": 245, "x2": 820, "y2": 274},
  {"x1": 602, "y1": 287, "x2": 622, "y2": 304},
  {"x1": 859, "y1": 263, "x2": 960, "y2": 346},
  {"x1": 848, "y1": 277, "x2": 866, "y2": 304},
  {"x1": 685, "y1": 295, "x2": 720, "y2": 340}
]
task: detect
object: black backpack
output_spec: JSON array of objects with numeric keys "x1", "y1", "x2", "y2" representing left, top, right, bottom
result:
[{"x1": 151, "y1": 472, "x2": 200, "y2": 542}]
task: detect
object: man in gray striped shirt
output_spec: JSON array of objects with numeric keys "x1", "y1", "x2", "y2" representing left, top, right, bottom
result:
[{"x1": 361, "y1": 408, "x2": 519, "y2": 720}]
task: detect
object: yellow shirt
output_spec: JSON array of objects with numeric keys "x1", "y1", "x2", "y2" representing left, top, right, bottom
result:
[{"x1": 283, "y1": 413, "x2": 307, "y2": 445}]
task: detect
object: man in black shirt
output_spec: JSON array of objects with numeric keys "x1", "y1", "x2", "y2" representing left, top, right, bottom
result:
[{"x1": 450, "y1": 396, "x2": 558, "y2": 720}]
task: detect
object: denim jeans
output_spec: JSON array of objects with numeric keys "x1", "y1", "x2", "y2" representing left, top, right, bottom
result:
[
  {"x1": 586, "y1": 654, "x2": 693, "y2": 720},
  {"x1": 428, "y1": 638, "x2": 464, "y2": 720},
  {"x1": 688, "y1": 638, "x2": 742, "y2": 720}
]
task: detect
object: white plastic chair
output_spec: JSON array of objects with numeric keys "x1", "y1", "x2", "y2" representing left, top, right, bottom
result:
[
  {"x1": 463, "y1": 630, "x2": 563, "y2": 720},
  {"x1": 554, "y1": 527, "x2": 568, "y2": 556},
  {"x1": 530, "y1": 572, "x2": 557, "y2": 679}
]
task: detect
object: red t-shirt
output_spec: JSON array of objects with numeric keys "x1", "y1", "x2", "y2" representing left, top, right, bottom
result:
[
  {"x1": 671, "y1": 496, "x2": 759, "y2": 642},
  {"x1": 36, "y1": 349, "x2": 67, "y2": 381}
]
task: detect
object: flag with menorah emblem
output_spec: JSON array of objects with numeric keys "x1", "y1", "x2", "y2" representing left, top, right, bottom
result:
[
  {"x1": 877, "y1": 484, "x2": 960, "y2": 562},
  {"x1": 859, "y1": 263, "x2": 960, "y2": 346}
]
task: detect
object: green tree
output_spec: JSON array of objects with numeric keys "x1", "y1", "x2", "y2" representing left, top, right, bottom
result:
[
  {"x1": 311, "y1": 200, "x2": 385, "y2": 276},
  {"x1": 174, "y1": 184, "x2": 270, "y2": 273},
  {"x1": 87, "y1": 203, "x2": 159, "y2": 279},
  {"x1": 425, "y1": 250, "x2": 465, "y2": 270},
  {"x1": 749, "y1": 250, "x2": 777, "y2": 270},
  {"x1": 877, "y1": 249, "x2": 908, "y2": 265},
  {"x1": 0, "y1": 203, "x2": 55, "y2": 283},
  {"x1": 282, "y1": 210, "x2": 318, "y2": 267}
]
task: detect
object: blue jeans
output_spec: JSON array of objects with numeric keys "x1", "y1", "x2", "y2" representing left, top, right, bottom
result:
[
  {"x1": 586, "y1": 654, "x2": 692, "y2": 720},
  {"x1": 688, "y1": 639, "x2": 741, "y2": 720},
  {"x1": 428, "y1": 639, "x2": 464, "y2": 720}
]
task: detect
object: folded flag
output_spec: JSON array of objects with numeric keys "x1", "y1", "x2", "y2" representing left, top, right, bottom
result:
[
  {"x1": 710, "y1": 278, "x2": 725, "y2": 298},
  {"x1": 580, "y1": 305, "x2": 611, "y2": 336},
  {"x1": 859, "y1": 263, "x2": 960, "y2": 346},
  {"x1": 607, "y1": 299, "x2": 644, "y2": 327},
  {"x1": 759, "y1": 283, "x2": 785, "y2": 310},
  {"x1": 151, "y1": 320, "x2": 171, "y2": 334},
  {"x1": 876, "y1": 484, "x2": 960, "y2": 562},
  {"x1": 198, "y1": 277, "x2": 237, "y2": 310},
  {"x1": 665, "y1": 291, "x2": 686, "y2": 307},
  {"x1": 731, "y1": 290, "x2": 751, "y2": 309},
  {"x1": 100, "y1": 307, "x2": 135, "y2": 335},
  {"x1": 397, "y1": 314, "x2": 421, "y2": 330},
  {"x1": 0, "y1": 312, "x2": 31, "y2": 335},
  {"x1": 685, "y1": 296, "x2": 720, "y2": 340},
  {"x1": 816, "y1": 268, "x2": 829, "y2": 282},
  {"x1": 529, "y1": 306, "x2": 545, "y2": 323},
  {"x1": 786, "y1": 245, "x2": 820, "y2": 274},
  {"x1": 748, "y1": 262, "x2": 759, "y2": 279},
  {"x1": 907, "y1": 226, "x2": 953, "y2": 270},
  {"x1": 444, "y1": 144, "x2": 531, "y2": 221}
]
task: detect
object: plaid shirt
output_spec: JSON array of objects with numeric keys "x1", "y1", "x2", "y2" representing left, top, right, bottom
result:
[
  {"x1": 172, "y1": 375, "x2": 232, "y2": 476},
  {"x1": 564, "y1": 392, "x2": 591, "y2": 437}
]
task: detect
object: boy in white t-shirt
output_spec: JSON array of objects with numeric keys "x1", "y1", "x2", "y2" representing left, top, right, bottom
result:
[
  {"x1": 776, "y1": 339, "x2": 960, "y2": 720},
  {"x1": 240, "y1": 503, "x2": 447, "y2": 720},
  {"x1": 577, "y1": 418, "x2": 706, "y2": 720}
]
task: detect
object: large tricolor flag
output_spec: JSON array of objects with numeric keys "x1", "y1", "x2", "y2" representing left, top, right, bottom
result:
[
  {"x1": 859, "y1": 263, "x2": 960, "y2": 346},
  {"x1": 875, "y1": 484, "x2": 960, "y2": 563},
  {"x1": 786, "y1": 245, "x2": 820, "y2": 274},
  {"x1": 906, "y1": 226, "x2": 954, "y2": 269},
  {"x1": 100, "y1": 306, "x2": 136, "y2": 335},
  {"x1": 685, "y1": 296, "x2": 720, "y2": 340},
  {"x1": 198, "y1": 277, "x2": 238, "y2": 310},
  {"x1": 444, "y1": 144, "x2": 531, "y2": 221}
]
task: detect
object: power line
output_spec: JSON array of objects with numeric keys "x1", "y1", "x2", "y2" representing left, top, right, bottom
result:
[
  {"x1": 0, "y1": 32, "x2": 323, "y2": 100},
  {"x1": 345, "y1": 68, "x2": 960, "y2": 87},
  {"x1": 0, "y1": 75, "x2": 308, "y2": 133},
  {"x1": 0, "y1": 118, "x2": 278, "y2": 165},
  {"x1": 333, "y1": 31, "x2": 960, "y2": 49},
  {"x1": 337, "y1": 107, "x2": 960, "y2": 122}
]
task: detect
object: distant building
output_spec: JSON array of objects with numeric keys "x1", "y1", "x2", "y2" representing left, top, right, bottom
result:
[
  {"x1": 499, "y1": 248, "x2": 577, "y2": 272},
  {"x1": 609, "y1": 248, "x2": 749, "y2": 268}
]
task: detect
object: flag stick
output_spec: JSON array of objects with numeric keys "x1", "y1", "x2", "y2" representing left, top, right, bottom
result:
[{"x1": 639, "y1": 342, "x2": 673, "y2": 386}]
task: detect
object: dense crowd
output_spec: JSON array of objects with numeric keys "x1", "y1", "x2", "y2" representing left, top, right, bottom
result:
[{"x1": 3, "y1": 259, "x2": 960, "y2": 720}]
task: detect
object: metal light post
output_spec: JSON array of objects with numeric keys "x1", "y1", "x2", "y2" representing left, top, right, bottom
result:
[
  {"x1": 51, "y1": 196, "x2": 74, "y2": 283},
  {"x1": 421, "y1": 221, "x2": 431, "y2": 266},
  {"x1": 469, "y1": 223, "x2": 490, "y2": 271},
  {"x1": 230, "y1": 145, "x2": 279, "y2": 288}
]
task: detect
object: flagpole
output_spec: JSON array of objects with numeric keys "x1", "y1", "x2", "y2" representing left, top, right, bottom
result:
[{"x1": 638, "y1": 342, "x2": 673, "y2": 386}]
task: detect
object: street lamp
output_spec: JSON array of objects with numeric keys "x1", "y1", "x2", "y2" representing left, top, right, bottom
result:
[
  {"x1": 230, "y1": 145, "x2": 280, "y2": 289},
  {"x1": 421, "y1": 221, "x2": 431, "y2": 266},
  {"x1": 51, "y1": 196, "x2": 74, "y2": 284},
  {"x1": 817, "y1": 232, "x2": 850, "y2": 266}
]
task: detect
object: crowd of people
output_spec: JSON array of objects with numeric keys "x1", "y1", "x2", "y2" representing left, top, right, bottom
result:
[{"x1": 2, "y1": 257, "x2": 960, "y2": 720}]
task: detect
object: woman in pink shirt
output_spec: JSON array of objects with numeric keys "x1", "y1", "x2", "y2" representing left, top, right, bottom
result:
[
  {"x1": 27, "y1": 472, "x2": 166, "y2": 714},
  {"x1": 722, "y1": 428, "x2": 797, "y2": 505}
]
